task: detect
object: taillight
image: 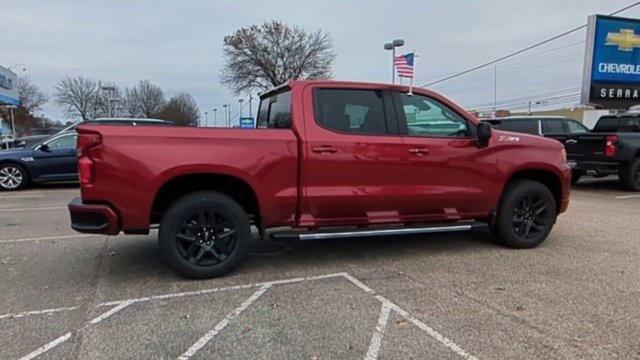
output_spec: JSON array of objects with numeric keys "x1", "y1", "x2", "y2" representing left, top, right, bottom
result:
[
  {"x1": 77, "y1": 132, "x2": 101, "y2": 185},
  {"x1": 78, "y1": 156, "x2": 95, "y2": 185},
  {"x1": 605, "y1": 135, "x2": 619, "y2": 158}
]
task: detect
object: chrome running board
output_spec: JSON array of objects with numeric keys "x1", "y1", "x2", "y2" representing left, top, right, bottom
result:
[{"x1": 271, "y1": 222, "x2": 487, "y2": 241}]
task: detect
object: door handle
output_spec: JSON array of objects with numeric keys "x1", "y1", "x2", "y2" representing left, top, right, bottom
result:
[
  {"x1": 409, "y1": 148, "x2": 429, "y2": 155},
  {"x1": 565, "y1": 139, "x2": 578, "y2": 145},
  {"x1": 312, "y1": 145, "x2": 337, "y2": 154}
]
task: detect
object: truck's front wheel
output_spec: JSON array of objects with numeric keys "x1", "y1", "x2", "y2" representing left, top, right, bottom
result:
[
  {"x1": 159, "y1": 191, "x2": 250, "y2": 278},
  {"x1": 493, "y1": 180, "x2": 557, "y2": 249}
]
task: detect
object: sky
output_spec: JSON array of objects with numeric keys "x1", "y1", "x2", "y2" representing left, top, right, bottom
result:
[{"x1": 2, "y1": 0, "x2": 640, "y2": 123}]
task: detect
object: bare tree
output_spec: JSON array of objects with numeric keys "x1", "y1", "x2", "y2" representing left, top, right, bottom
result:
[
  {"x1": 221, "y1": 20, "x2": 335, "y2": 94},
  {"x1": 54, "y1": 77, "x2": 101, "y2": 121},
  {"x1": 156, "y1": 93, "x2": 200, "y2": 126},
  {"x1": 124, "y1": 80, "x2": 166, "y2": 118},
  {"x1": 17, "y1": 77, "x2": 49, "y2": 113}
]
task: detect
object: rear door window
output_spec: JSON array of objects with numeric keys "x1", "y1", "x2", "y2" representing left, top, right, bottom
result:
[
  {"x1": 567, "y1": 120, "x2": 589, "y2": 134},
  {"x1": 594, "y1": 117, "x2": 619, "y2": 132},
  {"x1": 257, "y1": 90, "x2": 292, "y2": 129},
  {"x1": 542, "y1": 119, "x2": 566, "y2": 134},
  {"x1": 314, "y1": 89, "x2": 389, "y2": 135}
]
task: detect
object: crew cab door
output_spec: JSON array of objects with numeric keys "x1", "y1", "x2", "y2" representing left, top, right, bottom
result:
[
  {"x1": 33, "y1": 133, "x2": 78, "y2": 180},
  {"x1": 392, "y1": 91, "x2": 497, "y2": 218},
  {"x1": 299, "y1": 86, "x2": 409, "y2": 226}
]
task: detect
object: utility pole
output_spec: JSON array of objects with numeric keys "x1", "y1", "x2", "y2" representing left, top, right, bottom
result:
[
  {"x1": 100, "y1": 85, "x2": 116, "y2": 117},
  {"x1": 493, "y1": 65, "x2": 497, "y2": 111}
]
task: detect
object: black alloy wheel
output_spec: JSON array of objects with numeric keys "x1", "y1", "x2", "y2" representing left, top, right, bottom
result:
[
  {"x1": 493, "y1": 179, "x2": 557, "y2": 249},
  {"x1": 511, "y1": 194, "x2": 550, "y2": 240},
  {"x1": 159, "y1": 191, "x2": 250, "y2": 278},
  {"x1": 176, "y1": 209, "x2": 237, "y2": 267}
]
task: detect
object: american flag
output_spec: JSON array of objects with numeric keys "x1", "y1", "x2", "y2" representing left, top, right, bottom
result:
[{"x1": 394, "y1": 52, "x2": 415, "y2": 78}]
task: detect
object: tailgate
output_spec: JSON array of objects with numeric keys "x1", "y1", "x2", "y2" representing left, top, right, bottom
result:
[{"x1": 561, "y1": 134, "x2": 609, "y2": 163}]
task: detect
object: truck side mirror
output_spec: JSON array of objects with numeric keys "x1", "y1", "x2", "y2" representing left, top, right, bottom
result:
[{"x1": 477, "y1": 122, "x2": 492, "y2": 148}]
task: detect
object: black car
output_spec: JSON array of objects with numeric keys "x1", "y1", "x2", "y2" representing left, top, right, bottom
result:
[{"x1": 0, "y1": 132, "x2": 78, "y2": 190}]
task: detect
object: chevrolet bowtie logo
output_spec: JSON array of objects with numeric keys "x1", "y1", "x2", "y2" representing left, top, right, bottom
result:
[{"x1": 605, "y1": 29, "x2": 640, "y2": 52}]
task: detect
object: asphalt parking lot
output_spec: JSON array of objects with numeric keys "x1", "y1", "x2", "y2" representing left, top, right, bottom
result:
[{"x1": 1, "y1": 178, "x2": 639, "y2": 360}]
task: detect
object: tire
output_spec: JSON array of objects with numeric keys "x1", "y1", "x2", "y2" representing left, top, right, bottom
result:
[
  {"x1": 158, "y1": 191, "x2": 251, "y2": 278},
  {"x1": 570, "y1": 170, "x2": 583, "y2": 186},
  {"x1": 492, "y1": 180, "x2": 557, "y2": 249},
  {"x1": 0, "y1": 163, "x2": 29, "y2": 191},
  {"x1": 620, "y1": 158, "x2": 640, "y2": 192}
]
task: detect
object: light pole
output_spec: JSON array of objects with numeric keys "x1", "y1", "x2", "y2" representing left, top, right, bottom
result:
[
  {"x1": 384, "y1": 39, "x2": 405, "y2": 84},
  {"x1": 248, "y1": 94, "x2": 253, "y2": 118},
  {"x1": 222, "y1": 104, "x2": 228, "y2": 127},
  {"x1": 204, "y1": 111, "x2": 209, "y2": 127},
  {"x1": 238, "y1": 98, "x2": 244, "y2": 124},
  {"x1": 213, "y1": 108, "x2": 217, "y2": 126},
  {"x1": 528, "y1": 101, "x2": 546, "y2": 114},
  {"x1": 100, "y1": 85, "x2": 117, "y2": 117}
]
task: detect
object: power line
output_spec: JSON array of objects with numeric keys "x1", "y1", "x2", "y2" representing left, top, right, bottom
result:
[
  {"x1": 465, "y1": 87, "x2": 580, "y2": 109},
  {"x1": 421, "y1": 1, "x2": 640, "y2": 87}
]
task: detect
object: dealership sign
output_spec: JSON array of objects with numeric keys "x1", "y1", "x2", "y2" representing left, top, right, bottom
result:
[
  {"x1": 582, "y1": 15, "x2": 640, "y2": 109},
  {"x1": 0, "y1": 66, "x2": 19, "y2": 106},
  {"x1": 239, "y1": 117, "x2": 255, "y2": 128}
]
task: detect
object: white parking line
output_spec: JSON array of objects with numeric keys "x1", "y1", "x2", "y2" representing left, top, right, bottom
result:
[
  {"x1": 177, "y1": 284, "x2": 272, "y2": 360},
  {"x1": 7, "y1": 272, "x2": 478, "y2": 360},
  {"x1": 365, "y1": 301, "x2": 392, "y2": 360},
  {"x1": 0, "y1": 306, "x2": 79, "y2": 320},
  {"x1": 616, "y1": 194, "x2": 640, "y2": 199},
  {"x1": 16, "y1": 301, "x2": 135, "y2": 360},
  {"x1": 0, "y1": 194, "x2": 44, "y2": 199},
  {"x1": 0, "y1": 234, "x2": 99, "y2": 244},
  {"x1": 0, "y1": 206, "x2": 66, "y2": 212},
  {"x1": 18, "y1": 332, "x2": 72, "y2": 360},
  {"x1": 89, "y1": 300, "x2": 136, "y2": 325}
]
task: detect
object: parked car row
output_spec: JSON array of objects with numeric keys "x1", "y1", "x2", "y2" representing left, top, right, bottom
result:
[
  {"x1": 0, "y1": 118, "x2": 174, "y2": 190},
  {"x1": 486, "y1": 115, "x2": 640, "y2": 191}
]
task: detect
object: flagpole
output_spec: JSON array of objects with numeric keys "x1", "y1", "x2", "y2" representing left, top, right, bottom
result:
[{"x1": 408, "y1": 50, "x2": 415, "y2": 96}]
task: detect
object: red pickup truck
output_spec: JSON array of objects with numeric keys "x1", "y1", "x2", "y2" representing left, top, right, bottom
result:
[{"x1": 69, "y1": 80, "x2": 571, "y2": 278}]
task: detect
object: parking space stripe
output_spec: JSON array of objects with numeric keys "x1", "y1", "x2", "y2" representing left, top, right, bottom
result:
[
  {"x1": 17, "y1": 332, "x2": 72, "y2": 360},
  {"x1": 365, "y1": 301, "x2": 392, "y2": 360},
  {"x1": 0, "y1": 234, "x2": 99, "y2": 244},
  {"x1": 616, "y1": 194, "x2": 640, "y2": 199},
  {"x1": 97, "y1": 272, "x2": 346, "y2": 307},
  {"x1": 0, "y1": 206, "x2": 66, "y2": 212},
  {"x1": 341, "y1": 273, "x2": 478, "y2": 360},
  {"x1": 177, "y1": 284, "x2": 272, "y2": 360},
  {"x1": 89, "y1": 300, "x2": 136, "y2": 325},
  {"x1": 6, "y1": 272, "x2": 478, "y2": 360},
  {"x1": 0, "y1": 194, "x2": 44, "y2": 199},
  {"x1": 0, "y1": 306, "x2": 79, "y2": 321}
]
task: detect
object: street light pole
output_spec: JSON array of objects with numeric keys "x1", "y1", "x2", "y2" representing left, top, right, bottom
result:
[
  {"x1": 384, "y1": 39, "x2": 405, "y2": 84},
  {"x1": 248, "y1": 94, "x2": 253, "y2": 118},
  {"x1": 204, "y1": 111, "x2": 208, "y2": 127},
  {"x1": 213, "y1": 108, "x2": 217, "y2": 127},
  {"x1": 222, "y1": 104, "x2": 228, "y2": 127},
  {"x1": 239, "y1": 98, "x2": 244, "y2": 122},
  {"x1": 100, "y1": 86, "x2": 116, "y2": 117}
]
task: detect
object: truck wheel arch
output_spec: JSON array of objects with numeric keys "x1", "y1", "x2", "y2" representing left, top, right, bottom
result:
[
  {"x1": 150, "y1": 173, "x2": 261, "y2": 231},
  {"x1": 499, "y1": 169, "x2": 563, "y2": 215}
]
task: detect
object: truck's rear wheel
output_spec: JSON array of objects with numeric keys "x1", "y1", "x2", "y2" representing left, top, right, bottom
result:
[
  {"x1": 492, "y1": 180, "x2": 557, "y2": 249},
  {"x1": 159, "y1": 191, "x2": 250, "y2": 278},
  {"x1": 620, "y1": 158, "x2": 640, "y2": 192}
]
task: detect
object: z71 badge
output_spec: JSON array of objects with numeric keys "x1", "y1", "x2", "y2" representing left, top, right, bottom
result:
[{"x1": 499, "y1": 135, "x2": 521, "y2": 142}]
